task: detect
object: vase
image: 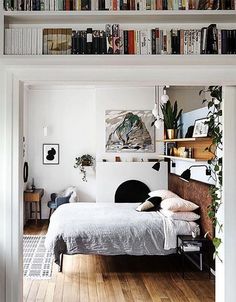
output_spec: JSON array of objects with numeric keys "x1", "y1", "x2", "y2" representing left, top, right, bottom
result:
[{"x1": 167, "y1": 129, "x2": 176, "y2": 140}]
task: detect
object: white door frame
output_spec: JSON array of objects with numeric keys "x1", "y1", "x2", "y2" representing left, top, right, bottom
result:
[{"x1": 1, "y1": 65, "x2": 236, "y2": 302}]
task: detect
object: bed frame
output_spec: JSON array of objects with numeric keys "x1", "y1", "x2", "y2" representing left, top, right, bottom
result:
[{"x1": 58, "y1": 174, "x2": 213, "y2": 272}]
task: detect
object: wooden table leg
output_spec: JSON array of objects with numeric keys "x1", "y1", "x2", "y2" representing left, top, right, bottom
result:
[
  {"x1": 39, "y1": 199, "x2": 42, "y2": 220},
  {"x1": 30, "y1": 202, "x2": 32, "y2": 219},
  {"x1": 35, "y1": 202, "x2": 38, "y2": 224}
]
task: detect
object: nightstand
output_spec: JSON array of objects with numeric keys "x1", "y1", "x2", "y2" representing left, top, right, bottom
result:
[
  {"x1": 177, "y1": 235, "x2": 212, "y2": 278},
  {"x1": 24, "y1": 189, "x2": 44, "y2": 224}
]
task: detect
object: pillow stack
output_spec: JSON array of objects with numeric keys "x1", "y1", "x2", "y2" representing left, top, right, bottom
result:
[{"x1": 149, "y1": 190, "x2": 200, "y2": 222}]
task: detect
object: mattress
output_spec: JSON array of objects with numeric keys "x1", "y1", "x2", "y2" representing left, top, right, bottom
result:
[{"x1": 45, "y1": 202, "x2": 197, "y2": 264}]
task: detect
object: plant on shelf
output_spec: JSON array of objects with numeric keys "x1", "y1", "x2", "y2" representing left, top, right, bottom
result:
[
  {"x1": 74, "y1": 154, "x2": 95, "y2": 182},
  {"x1": 160, "y1": 100, "x2": 183, "y2": 139},
  {"x1": 200, "y1": 86, "x2": 223, "y2": 261}
]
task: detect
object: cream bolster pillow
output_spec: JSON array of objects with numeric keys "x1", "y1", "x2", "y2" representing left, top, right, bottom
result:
[
  {"x1": 160, "y1": 197, "x2": 199, "y2": 212},
  {"x1": 160, "y1": 209, "x2": 200, "y2": 221},
  {"x1": 148, "y1": 189, "x2": 179, "y2": 200}
]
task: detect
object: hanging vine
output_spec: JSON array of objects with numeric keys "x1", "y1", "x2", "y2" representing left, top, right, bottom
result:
[{"x1": 200, "y1": 86, "x2": 223, "y2": 260}]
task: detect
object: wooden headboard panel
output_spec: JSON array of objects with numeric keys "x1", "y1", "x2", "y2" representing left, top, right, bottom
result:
[{"x1": 168, "y1": 173, "x2": 213, "y2": 238}]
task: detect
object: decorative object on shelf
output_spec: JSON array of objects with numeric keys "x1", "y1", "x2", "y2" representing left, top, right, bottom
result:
[
  {"x1": 185, "y1": 125, "x2": 194, "y2": 138},
  {"x1": 105, "y1": 110, "x2": 155, "y2": 153},
  {"x1": 43, "y1": 144, "x2": 59, "y2": 165},
  {"x1": 74, "y1": 154, "x2": 95, "y2": 182},
  {"x1": 199, "y1": 85, "x2": 223, "y2": 261},
  {"x1": 161, "y1": 100, "x2": 183, "y2": 139},
  {"x1": 160, "y1": 86, "x2": 169, "y2": 104},
  {"x1": 179, "y1": 164, "x2": 211, "y2": 182},
  {"x1": 23, "y1": 162, "x2": 29, "y2": 183},
  {"x1": 192, "y1": 225, "x2": 200, "y2": 238},
  {"x1": 152, "y1": 86, "x2": 162, "y2": 129},
  {"x1": 192, "y1": 117, "x2": 209, "y2": 138},
  {"x1": 115, "y1": 156, "x2": 121, "y2": 162},
  {"x1": 102, "y1": 159, "x2": 107, "y2": 162}
]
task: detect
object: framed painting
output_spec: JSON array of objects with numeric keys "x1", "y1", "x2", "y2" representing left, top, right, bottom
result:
[
  {"x1": 43, "y1": 144, "x2": 60, "y2": 165},
  {"x1": 105, "y1": 110, "x2": 155, "y2": 153}
]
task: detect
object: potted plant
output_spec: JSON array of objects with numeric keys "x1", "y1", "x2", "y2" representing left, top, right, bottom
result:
[
  {"x1": 74, "y1": 154, "x2": 95, "y2": 182},
  {"x1": 161, "y1": 100, "x2": 183, "y2": 139}
]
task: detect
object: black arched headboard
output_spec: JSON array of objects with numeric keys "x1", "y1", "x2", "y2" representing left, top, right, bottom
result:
[{"x1": 115, "y1": 180, "x2": 150, "y2": 203}]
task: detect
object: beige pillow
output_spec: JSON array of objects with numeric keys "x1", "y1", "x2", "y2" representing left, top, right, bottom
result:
[
  {"x1": 148, "y1": 189, "x2": 178, "y2": 200},
  {"x1": 160, "y1": 197, "x2": 199, "y2": 212},
  {"x1": 160, "y1": 209, "x2": 200, "y2": 221}
]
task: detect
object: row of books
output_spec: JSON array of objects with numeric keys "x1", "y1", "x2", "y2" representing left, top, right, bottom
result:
[
  {"x1": 181, "y1": 242, "x2": 202, "y2": 252},
  {"x1": 4, "y1": 28, "x2": 43, "y2": 55},
  {"x1": 4, "y1": 25, "x2": 236, "y2": 55},
  {"x1": 4, "y1": 0, "x2": 236, "y2": 11}
]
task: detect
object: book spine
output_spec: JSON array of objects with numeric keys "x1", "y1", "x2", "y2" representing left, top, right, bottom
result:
[
  {"x1": 151, "y1": 29, "x2": 156, "y2": 54},
  {"x1": 123, "y1": 30, "x2": 129, "y2": 54},
  {"x1": 93, "y1": 30, "x2": 100, "y2": 54},
  {"x1": 106, "y1": 24, "x2": 113, "y2": 54},
  {"x1": 112, "y1": 24, "x2": 120, "y2": 54},
  {"x1": 4, "y1": 29, "x2": 12, "y2": 55},
  {"x1": 128, "y1": 30, "x2": 135, "y2": 54},
  {"x1": 140, "y1": 30, "x2": 148, "y2": 54},
  {"x1": 119, "y1": 29, "x2": 124, "y2": 54}
]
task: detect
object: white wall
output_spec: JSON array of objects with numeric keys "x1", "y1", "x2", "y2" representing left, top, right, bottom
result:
[
  {"x1": 220, "y1": 86, "x2": 236, "y2": 302},
  {"x1": 96, "y1": 162, "x2": 168, "y2": 202},
  {"x1": 27, "y1": 86, "x2": 166, "y2": 218},
  {"x1": 27, "y1": 88, "x2": 96, "y2": 218},
  {"x1": 168, "y1": 86, "x2": 206, "y2": 113}
]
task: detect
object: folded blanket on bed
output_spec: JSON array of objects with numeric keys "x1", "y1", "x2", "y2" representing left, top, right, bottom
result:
[{"x1": 45, "y1": 203, "x2": 197, "y2": 264}]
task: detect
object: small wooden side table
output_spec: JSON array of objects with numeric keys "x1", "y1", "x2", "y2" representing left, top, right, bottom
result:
[{"x1": 24, "y1": 189, "x2": 44, "y2": 224}]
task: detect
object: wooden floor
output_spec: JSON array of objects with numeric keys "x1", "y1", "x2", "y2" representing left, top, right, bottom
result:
[{"x1": 24, "y1": 221, "x2": 215, "y2": 302}]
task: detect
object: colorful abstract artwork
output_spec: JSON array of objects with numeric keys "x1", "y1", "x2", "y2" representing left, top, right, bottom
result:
[{"x1": 105, "y1": 110, "x2": 155, "y2": 152}]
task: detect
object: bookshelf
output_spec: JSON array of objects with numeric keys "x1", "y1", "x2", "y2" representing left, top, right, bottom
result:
[
  {"x1": 159, "y1": 137, "x2": 214, "y2": 162},
  {"x1": 4, "y1": 10, "x2": 236, "y2": 24},
  {"x1": 1, "y1": 4, "x2": 236, "y2": 62}
]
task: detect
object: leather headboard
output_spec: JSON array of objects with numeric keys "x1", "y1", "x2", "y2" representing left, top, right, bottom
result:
[{"x1": 168, "y1": 173, "x2": 213, "y2": 238}]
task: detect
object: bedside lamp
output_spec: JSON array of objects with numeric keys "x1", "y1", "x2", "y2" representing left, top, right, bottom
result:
[
  {"x1": 152, "y1": 161, "x2": 161, "y2": 171},
  {"x1": 179, "y1": 165, "x2": 211, "y2": 182}
]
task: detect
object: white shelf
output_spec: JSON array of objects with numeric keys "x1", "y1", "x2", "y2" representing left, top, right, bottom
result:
[
  {"x1": 157, "y1": 137, "x2": 212, "y2": 142},
  {"x1": 3, "y1": 10, "x2": 236, "y2": 25},
  {"x1": 1, "y1": 54, "x2": 236, "y2": 66},
  {"x1": 159, "y1": 155, "x2": 206, "y2": 162}
]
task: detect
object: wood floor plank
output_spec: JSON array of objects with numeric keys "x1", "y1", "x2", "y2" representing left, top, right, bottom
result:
[
  {"x1": 23, "y1": 280, "x2": 33, "y2": 302},
  {"x1": 44, "y1": 282, "x2": 55, "y2": 302},
  {"x1": 26, "y1": 281, "x2": 40, "y2": 302},
  {"x1": 36, "y1": 280, "x2": 48, "y2": 301},
  {"x1": 23, "y1": 221, "x2": 215, "y2": 302}
]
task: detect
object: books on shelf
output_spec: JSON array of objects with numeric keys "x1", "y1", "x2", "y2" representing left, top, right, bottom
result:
[
  {"x1": 4, "y1": 28, "x2": 43, "y2": 55},
  {"x1": 4, "y1": 0, "x2": 236, "y2": 11},
  {"x1": 4, "y1": 24, "x2": 236, "y2": 55},
  {"x1": 181, "y1": 242, "x2": 202, "y2": 252}
]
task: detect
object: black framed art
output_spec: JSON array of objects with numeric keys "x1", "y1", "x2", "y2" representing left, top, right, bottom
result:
[
  {"x1": 43, "y1": 144, "x2": 60, "y2": 165},
  {"x1": 192, "y1": 118, "x2": 209, "y2": 138}
]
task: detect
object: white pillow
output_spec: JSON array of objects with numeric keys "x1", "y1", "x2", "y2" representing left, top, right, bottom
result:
[
  {"x1": 148, "y1": 189, "x2": 178, "y2": 200},
  {"x1": 160, "y1": 197, "x2": 199, "y2": 212},
  {"x1": 160, "y1": 209, "x2": 200, "y2": 221},
  {"x1": 58, "y1": 186, "x2": 79, "y2": 203}
]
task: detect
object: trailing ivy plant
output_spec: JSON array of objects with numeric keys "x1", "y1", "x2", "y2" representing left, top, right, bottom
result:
[
  {"x1": 199, "y1": 86, "x2": 223, "y2": 261},
  {"x1": 74, "y1": 154, "x2": 95, "y2": 182}
]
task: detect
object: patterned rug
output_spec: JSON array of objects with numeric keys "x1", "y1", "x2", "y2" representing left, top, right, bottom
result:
[{"x1": 23, "y1": 235, "x2": 53, "y2": 279}]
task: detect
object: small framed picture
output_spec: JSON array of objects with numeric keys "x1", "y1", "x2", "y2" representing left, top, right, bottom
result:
[
  {"x1": 43, "y1": 144, "x2": 59, "y2": 165},
  {"x1": 192, "y1": 118, "x2": 209, "y2": 138}
]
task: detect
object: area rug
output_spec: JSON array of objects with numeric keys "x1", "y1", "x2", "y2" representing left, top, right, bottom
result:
[{"x1": 23, "y1": 235, "x2": 53, "y2": 279}]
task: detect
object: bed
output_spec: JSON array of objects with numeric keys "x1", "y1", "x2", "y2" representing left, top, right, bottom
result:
[{"x1": 45, "y1": 176, "x2": 212, "y2": 272}]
